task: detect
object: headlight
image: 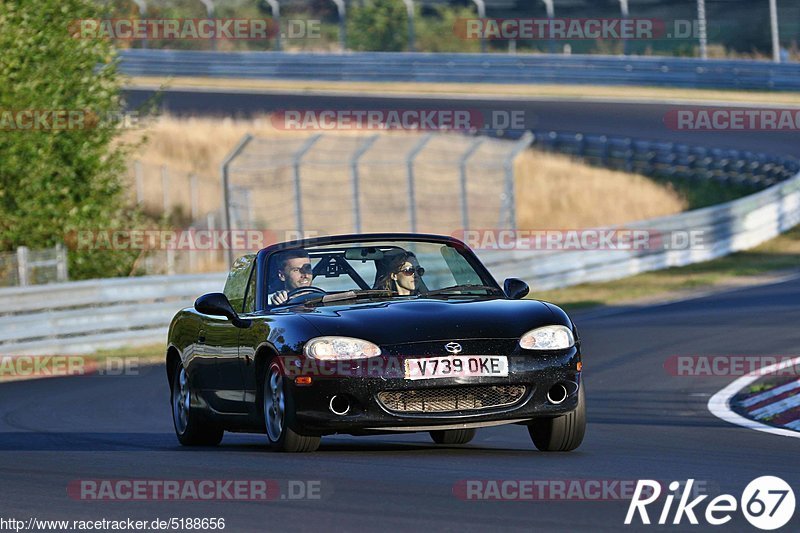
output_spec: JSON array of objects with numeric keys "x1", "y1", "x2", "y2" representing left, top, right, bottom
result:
[
  {"x1": 519, "y1": 325, "x2": 575, "y2": 350},
  {"x1": 303, "y1": 336, "x2": 382, "y2": 360}
]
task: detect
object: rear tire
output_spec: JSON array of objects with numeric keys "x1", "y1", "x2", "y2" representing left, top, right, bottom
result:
[
  {"x1": 171, "y1": 361, "x2": 223, "y2": 446},
  {"x1": 263, "y1": 362, "x2": 320, "y2": 453},
  {"x1": 528, "y1": 385, "x2": 586, "y2": 452},
  {"x1": 430, "y1": 428, "x2": 476, "y2": 445}
]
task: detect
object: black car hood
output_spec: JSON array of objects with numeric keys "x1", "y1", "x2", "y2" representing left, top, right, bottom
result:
[{"x1": 295, "y1": 297, "x2": 564, "y2": 344}]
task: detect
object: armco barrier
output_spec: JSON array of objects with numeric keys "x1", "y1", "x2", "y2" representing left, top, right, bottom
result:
[
  {"x1": 0, "y1": 273, "x2": 225, "y2": 355},
  {"x1": 481, "y1": 169, "x2": 800, "y2": 290},
  {"x1": 119, "y1": 50, "x2": 800, "y2": 91}
]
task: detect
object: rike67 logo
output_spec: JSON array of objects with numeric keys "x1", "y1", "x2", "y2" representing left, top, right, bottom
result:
[{"x1": 626, "y1": 477, "x2": 795, "y2": 530}]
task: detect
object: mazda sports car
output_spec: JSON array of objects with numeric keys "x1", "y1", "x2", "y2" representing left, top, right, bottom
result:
[{"x1": 166, "y1": 233, "x2": 585, "y2": 452}]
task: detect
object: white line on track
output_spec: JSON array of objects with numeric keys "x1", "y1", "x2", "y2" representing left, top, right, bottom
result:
[{"x1": 707, "y1": 356, "x2": 800, "y2": 439}]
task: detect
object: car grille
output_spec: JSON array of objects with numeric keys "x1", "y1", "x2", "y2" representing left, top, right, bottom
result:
[{"x1": 377, "y1": 385, "x2": 528, "y2": 414}]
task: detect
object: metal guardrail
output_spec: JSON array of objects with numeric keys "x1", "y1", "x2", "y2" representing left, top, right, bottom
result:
[
  {"x1": 521, "y1": 130, "x2": 800, "y2": 189},
  {"x1": 119, "y1": 50, "x2": 800, "y2": 91},
  {"x1": 0, "y1": 273, "x2": 225, "y2": 355}
]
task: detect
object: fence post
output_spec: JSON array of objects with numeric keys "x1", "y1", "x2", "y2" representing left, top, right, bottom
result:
[
  {"x1": 161, "y1": 165, "x2": 170, "y2": 215},
  {"x1": 575, "y1": 133, "x2": 586, "y2": 157},
  {"x1": 697, "y1": 0, "x2": 708, "y2": 60},
  {"x1": 402, "y1": 0, "x2": 415, "y2": 52},
  {"x1": 134, "y1": 160, "x2": 144, "y2": 205},
  {"x1": 350, "y1": 135, "x2": 380, "y2": 233},
  {"x1": 190, "y1": 173, "x2": 199, "y2": 221},
  {"x1": 502, "y1": 132, "x2": 534, "y2": 230},
  {"x1": 291, "y1": 134, "x2": 323, "y2": 237},
  {"x1": 265, "y1": 0, "x2": 281, "y2": 51},
  {"x1": 166, "y1": 248, "x2": 176, "y2": 275},
  {"x1": 459, "y1": 137, "x2": 485, "y2": 231},
  {"x1": 221, "y1": 134, "x2": 254, "y2": 266},
  {"x1": 406, "y1": 133, "x2": 433, "y2": 233},
  {"x1": 624, "y1": 138, "x2": 634, "y2": 173},
  {"x1": 599, "y1": 135, "x2": 609, "y2": 166},
  {"x1": 16, "y1": 246, "x2": 29, "y2": 287},
  {"x1": 55, "y1": 243, "x2": 69, "y2": 282},
  {"x1": 332, "y1": 0, "x2": 347, "y2": 51},
  {"x1": 471, "y1": 0, "x2": 486, "y2": 53},
  {"x1": 207, "y1": 213, "x2": 217, "y2": 271}
]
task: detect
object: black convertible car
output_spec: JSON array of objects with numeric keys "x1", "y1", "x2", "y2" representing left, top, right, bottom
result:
[{"x1": 167, "y1": 233, "x2": 585, "y2": 452}]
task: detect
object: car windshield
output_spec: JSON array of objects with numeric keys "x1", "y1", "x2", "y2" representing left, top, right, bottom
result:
[{"x1": 267, "y1": 239, "x2": 501, "y2": 305}]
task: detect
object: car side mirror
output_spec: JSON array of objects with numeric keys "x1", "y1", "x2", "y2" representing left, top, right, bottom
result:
[
  {"x1": 503, "y1": 278, "x2": 529, "y2": 300},
  {"x1": 194, "y1": 293, "x2": 252, "y2": 329}
]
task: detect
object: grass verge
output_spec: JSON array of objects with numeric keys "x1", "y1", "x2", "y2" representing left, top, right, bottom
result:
[
  {"x1": 128, "y1": 76, "x2": 800, "y2": 106},
  {"x1": 530, "y1": 224, "x2": 800, "y2": 313}
]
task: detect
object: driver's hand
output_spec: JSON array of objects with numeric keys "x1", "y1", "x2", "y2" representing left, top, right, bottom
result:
[{"x1": 271, "y1": 290, "x2": 288, "y2": 305}]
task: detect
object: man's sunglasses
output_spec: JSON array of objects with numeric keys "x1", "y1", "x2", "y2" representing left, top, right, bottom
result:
[
  {"x1": 398, "y1": 266, "x2": 425, "y2": 277},
  {"x1": 288, "y1": 264, "x2": 313, "y2": 275}
]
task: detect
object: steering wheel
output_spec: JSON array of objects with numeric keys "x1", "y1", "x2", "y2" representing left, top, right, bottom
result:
[{"x1": 286, "y1": 286, "x2": 326, "y2": 300}]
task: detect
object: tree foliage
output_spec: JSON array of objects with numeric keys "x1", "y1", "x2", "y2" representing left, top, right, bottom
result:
[
  {"x1": 347, "y1": 0, "x2": 408, "y2": 52},
  {"x1": 0, "y1": 0, "x2": 139, "y2": 279}
]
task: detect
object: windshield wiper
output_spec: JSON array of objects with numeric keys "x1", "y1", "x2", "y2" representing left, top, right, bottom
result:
[
  {"x1": 304, "y1": 289, "x2": 394, "y2": 305},
  {"x1": 423, "y1": 284, "x2": 502, "y2": 297}
]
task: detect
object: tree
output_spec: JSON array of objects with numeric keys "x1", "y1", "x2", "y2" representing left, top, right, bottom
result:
[
  {"x1": 347, "y1": 0, "x2": 408, "y2": 52},
  {"x1": 0, "y1": 0, "x2": 140, "y2": 279}
]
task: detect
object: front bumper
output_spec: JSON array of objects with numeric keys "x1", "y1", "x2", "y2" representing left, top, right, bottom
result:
[{"x1": 283, "y1": 347, "x2": 581, "y2": 435}]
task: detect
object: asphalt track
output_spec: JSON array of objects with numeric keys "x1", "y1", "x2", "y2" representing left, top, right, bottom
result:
[
  {"x1": 2, "y1": 276, "x2": 799, "y2": 531},
  {"x1": 123, "y1": 88, "x2": 800, "y2": 157}
]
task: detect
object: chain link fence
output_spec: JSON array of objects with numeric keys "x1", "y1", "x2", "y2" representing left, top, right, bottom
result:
[{"x1": 221, "y1": 131, "x2": 533, "y2": 263}]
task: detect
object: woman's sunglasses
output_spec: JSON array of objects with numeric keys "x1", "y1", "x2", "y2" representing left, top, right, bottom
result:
[{"x1": 398, "y1": 266, "x2": 425, "y2": 277}]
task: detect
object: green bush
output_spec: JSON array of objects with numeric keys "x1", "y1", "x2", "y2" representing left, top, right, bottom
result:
[
  {"x1": 347, "y1": 0, "x2": 408, "y2": 52},
  {"x1": 0, "y1": 0, "x2": 140, "y2": 279},
  {"x1": 417, "y1": 6, "x2": 481, "y2": 53}
]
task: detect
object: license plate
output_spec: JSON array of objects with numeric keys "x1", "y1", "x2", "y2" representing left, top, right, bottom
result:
[{"x1": 404, "y1": 356, "x2": 508, "y2": 380}]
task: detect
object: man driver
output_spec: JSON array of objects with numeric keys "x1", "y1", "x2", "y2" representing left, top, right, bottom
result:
[{"x1": 269, "y1": 250, "x2": 313, "y2": 305}]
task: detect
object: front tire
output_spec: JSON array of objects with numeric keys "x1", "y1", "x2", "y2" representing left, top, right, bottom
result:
[
  {"x1": 528, "y1": 385, "x2": 586, "y2": 452},
  {"x1": 171, "y1": 362, "x2": 223, "y2": 446},
  {"x1": 263, "y1": 362, "x2": 320, "y2": 453},
  {"x1": 430, "y1": 429, "x2": 476, "y2": 445}
]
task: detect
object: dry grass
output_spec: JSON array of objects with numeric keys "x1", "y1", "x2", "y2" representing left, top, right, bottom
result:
[
  {"x1": 514, "y1": 150, "x2": 686, "y2": 229},
  {"x1": 122, "y1": 115, "x2": 686, "y2": 233}
]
